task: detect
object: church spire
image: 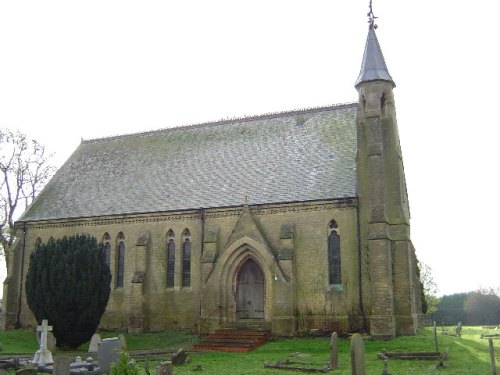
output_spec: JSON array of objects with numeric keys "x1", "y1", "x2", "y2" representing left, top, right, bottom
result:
[{"x1": 354, "y1": 3, "x2": 395, "y2": 88}]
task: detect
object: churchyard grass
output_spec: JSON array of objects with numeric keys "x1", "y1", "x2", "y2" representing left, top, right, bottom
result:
[
  {"x1": 0, "y1": 326, "x2": 498, "y2": 373},
  {"x1": 171, "y1": 327, "x2": 496, "y2": 374}
]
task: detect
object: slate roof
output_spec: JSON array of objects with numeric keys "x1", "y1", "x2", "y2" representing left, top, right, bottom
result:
[{"x1": 20, "y1": 103, "x2": 358, "y2": 222}]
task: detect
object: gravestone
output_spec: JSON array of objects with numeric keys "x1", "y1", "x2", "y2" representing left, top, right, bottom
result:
[
  {"x1": 88, "y1": 333, "x2": 102, "y2": 353},
  {"x1": 156, "y1": 361, "x2": 173, "y2": 375},
  {"x1": 97, "y1": 338, "x2": 120, "y2": 374},
  {"x1": 172, "y1": 348, "x2": 187, "y2": 365},
  {"x1": 455, "y1": 321, "x2": 462, "y2": 337},
  {"x1": 53, "y1": 356, "x2": 72, "y2": 375},
  {"x1": 32, "y1": 319, "x2": 54, "y2": 366},
  {"x1": 350, "y1": 333, "x2": 366, "y2": 375},
  {"x1": 47, "y1": 332, "x2": 57, "y2": 351},
  {"x1": 329, "y1": 332, "x2": 338, "y2": 369}
]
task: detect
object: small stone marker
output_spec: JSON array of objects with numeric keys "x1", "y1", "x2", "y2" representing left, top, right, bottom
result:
[
  {"x1": 98, "y1": 338, "x2": 120, "y2": 374},
  {"x1": 88, "y1": 333, "x2": 102, "y2": 353},
  {"x1": 329, "y1": 332, "x2": 338, "y2": 369},
  {"x1": 32, "y1": 319, "x2": 54, "y2": 366},
  {"x1": 172, "y1": 348, "x2": 187, "y2": 365},
  {"x1": 350, "y1": 333, "x2": 366, "y2": 375},
  {"x1": 381, "y1": 356, "x2": 391, "y2": 375},
  {"x1": 433, "y1": 321, "x2": 439, "y2": 352},
  {"x1": 53, "y1": 356, "x2": 72, "y2": 375},
  {"x1": 156, "y1": 361, "x2": 173, "y2": 375}
]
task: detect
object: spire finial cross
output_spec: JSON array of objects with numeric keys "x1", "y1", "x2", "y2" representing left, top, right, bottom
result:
[{"x1": 367, "y1": 0, "x2": 378, "y2": 29}]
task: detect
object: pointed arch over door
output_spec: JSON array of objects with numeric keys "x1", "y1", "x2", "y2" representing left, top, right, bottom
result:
[{"x1": 235, "y1": 259, "x2": 265, "y2": 319}]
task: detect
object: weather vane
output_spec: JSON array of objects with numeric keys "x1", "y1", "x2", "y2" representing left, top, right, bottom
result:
[{"x1": 367, "y1": 0, "x2": 378, "y2": 29}]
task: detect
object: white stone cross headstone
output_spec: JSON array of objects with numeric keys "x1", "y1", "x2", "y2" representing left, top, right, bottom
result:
[
  {"x1": 32, "y1": 319, "x2": 54, "y2": 366},
  {"x1": 38, "y1": 319, "x2": 52, "y2": 350}
]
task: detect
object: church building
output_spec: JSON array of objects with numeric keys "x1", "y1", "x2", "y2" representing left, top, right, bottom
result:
[{"x1": 4, "y1": 23, "x2": 423, "y2": 339}]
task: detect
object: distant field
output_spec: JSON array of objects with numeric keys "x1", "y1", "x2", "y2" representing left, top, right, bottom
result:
[{"x1": 0, "y1": 326, "x2": 497, "y2": 374}]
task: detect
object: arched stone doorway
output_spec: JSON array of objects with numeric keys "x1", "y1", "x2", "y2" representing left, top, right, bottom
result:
[{"x1": 235, "y1": 259, "x2": 265, "y2": 319}]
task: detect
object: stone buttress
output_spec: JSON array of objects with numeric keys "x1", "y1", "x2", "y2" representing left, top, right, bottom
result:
[{"x1": 355, "y1": 26, "x2": 420, "y2": 338}]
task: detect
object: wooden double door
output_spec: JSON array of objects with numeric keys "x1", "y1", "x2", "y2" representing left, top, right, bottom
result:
[{"x1": 235, "y1": 259, "x2": 264, "y2": 319}]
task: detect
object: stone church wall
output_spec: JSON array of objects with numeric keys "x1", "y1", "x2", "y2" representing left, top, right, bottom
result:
[{"x1": 10, "y1": 199, "x2": 362, "y2": 336}]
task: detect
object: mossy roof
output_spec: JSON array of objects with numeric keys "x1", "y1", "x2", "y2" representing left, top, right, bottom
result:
[{"x1": 20, "y1": 103, "x2": 358, "y2": 222}]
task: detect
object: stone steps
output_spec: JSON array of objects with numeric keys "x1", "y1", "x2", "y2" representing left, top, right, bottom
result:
[{"x1": 193, "y1": 329, "x2": 271, "y2": 352}]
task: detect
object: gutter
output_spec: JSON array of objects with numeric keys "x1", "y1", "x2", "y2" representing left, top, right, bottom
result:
[{"x1": 199, "y1": 207, "x2": 205, "y2": 334}]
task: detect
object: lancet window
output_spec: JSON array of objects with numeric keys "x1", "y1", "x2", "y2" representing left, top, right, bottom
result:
[
  {"x1": 116, "y1": 232, "x2": 125, "y2": 288},
  {"x1": 328, "y1": 219, "x2": 341, "y2": 285},
  {"x1": 166, "y1": 230, "x2": 175, "y2": 288},
  {"x1": 182, "y1": 229, "x2": 191, "y2": 287}
]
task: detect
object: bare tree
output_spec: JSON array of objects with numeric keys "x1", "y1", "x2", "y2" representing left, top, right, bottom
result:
[{"x1": 0, "y1": 128, "x2": 55, "y2": 272}]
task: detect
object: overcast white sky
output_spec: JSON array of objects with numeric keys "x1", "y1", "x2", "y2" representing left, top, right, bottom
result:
[{"x1": 1, "y1": 0, "x2": 499, "y2": 297}]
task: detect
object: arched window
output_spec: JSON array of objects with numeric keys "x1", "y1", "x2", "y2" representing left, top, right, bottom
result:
[
  {"x1": 35, "y1": 238, "x2": 42, "y2": 250},
  {"x1": 328, "y1": 220, "x2": 341, "y2": 285},
  {"x1": 102, "y1": 233, "x2": 111, "y2": 266},
  {"x1": 166, "y1": 230, "x2": 175, "y2": 288},
  {"x1": 182, "y1": 229, "x2": 191, "y2": 287},
  {"x1": 116, "y1": 232, "x2": 125, "y2": 288}
]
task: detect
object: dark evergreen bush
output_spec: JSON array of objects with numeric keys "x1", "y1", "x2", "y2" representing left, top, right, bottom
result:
[{"x1": 25, "y1": 234, "x2": 111, "y2": 349}]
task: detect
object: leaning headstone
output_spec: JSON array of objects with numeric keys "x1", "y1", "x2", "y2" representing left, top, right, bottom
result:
[
  {"x1": 88, "y1": 333, "x2": 102, "y2": 353},
  {"x1": 118, "y1": 333, "x2": 127, "y2": 350},
  {"x1": 32, "y1": 319, "x2": 54, "y2": 366},
  {"x1": 350, "y1": 333, "x2": 366, "y2": 375},
  {"x1": 329, "y1": 332, "x2": 339, "y2": 369},
  {"x1": 47, "y1": 332, "x2": 57, "y2": 351},
  {"x1": 156, "y1": 361, "x2": 173, "y2": 375},
  {"x1": 53, "y1": 356, "x2": 72, "y2": 375},
  {"x1": 97, "y1": 338, "x2": 120, "y2": 374},
  {"x1": 171, "y1": 348, "x2": 187, "y2": 365}
]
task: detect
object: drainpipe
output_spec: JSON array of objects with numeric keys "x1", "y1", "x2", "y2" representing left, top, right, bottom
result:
[
  {"x1": 355, "y1": 201, "x2": 366, "y2": 332},
  {"x1": 199, "y1": 207, "x2": 205, "y2": 334},
  {"x1": 15, "y1": 222, "x2": 27, "y2": 328}
]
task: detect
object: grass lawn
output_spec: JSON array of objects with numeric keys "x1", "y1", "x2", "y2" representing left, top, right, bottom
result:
[{"x1": 0, "y1": 326, "x2": 498, "y2": 374}]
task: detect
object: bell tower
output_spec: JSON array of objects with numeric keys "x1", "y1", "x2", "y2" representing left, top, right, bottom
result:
[{"x1": 355, "y1": 6, "x2": 421, "y2": 338}]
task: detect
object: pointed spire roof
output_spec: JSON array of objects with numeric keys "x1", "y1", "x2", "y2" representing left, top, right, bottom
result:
[{"x1": 355, "y1": 27, "x2": 395, "y2": 88}]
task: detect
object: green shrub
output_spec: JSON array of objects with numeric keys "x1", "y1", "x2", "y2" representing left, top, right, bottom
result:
[
  {"x1": 110, "y1": 351, "x2": 140, "y2": 375},
  {"x1": 25, "y1": 234, "x2": 111, "y2": 349}
]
